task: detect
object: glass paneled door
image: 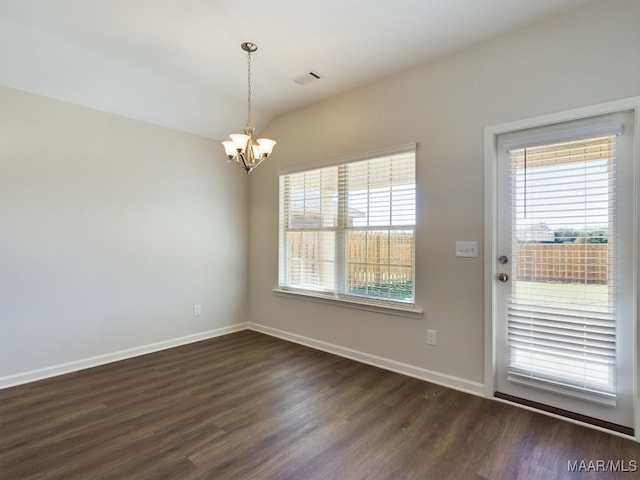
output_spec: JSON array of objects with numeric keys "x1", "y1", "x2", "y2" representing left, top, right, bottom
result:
[{"x1": 494, "y1": 110, "x2": 636, "y2": 433}]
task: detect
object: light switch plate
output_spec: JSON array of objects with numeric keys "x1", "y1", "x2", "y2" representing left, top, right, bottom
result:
[{"x1": 455, "y1": 241, "x2": 478, "y2": 258}]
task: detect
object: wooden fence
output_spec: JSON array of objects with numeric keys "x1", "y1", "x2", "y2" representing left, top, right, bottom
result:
[
  {"x1": 516, "y1": 243, "x2": 609, "y2": 284},
  {"x1": 285, "y1": 231, "x2": 414, "y2": 289},
  {"x1": 288, "y1": 235, "x2": 608, "y2": 288},
  {"x1": 347, "y1": 232, "x2": 413, "y2": 288}
]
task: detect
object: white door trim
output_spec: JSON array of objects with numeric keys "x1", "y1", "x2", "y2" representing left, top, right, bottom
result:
[{"x1": 484, "y1": 96, "x2": 640, "y2": 441}]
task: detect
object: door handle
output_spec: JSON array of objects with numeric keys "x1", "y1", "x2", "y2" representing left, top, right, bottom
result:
[{"x1": 497, "y1": 273, "x2": 509, "y2": 282}]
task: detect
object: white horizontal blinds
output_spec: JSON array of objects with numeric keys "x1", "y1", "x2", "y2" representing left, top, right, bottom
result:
[
  {"x1": 342, "y1": 152, "x2": 416, "y2": 302},
  {"x1": 279, "y1": 147, "x2": 416, "y2": 304},
  {"x1": 279, "y1": 166, "x2": 338, "y2": 292},
  {"x1": 507, "y1": 135, "x2": 617, "y2": 404}
]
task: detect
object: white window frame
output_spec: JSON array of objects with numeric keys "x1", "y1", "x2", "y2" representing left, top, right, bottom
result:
[{"x1": 274, "y1": 144, "x2": 423, "y2": 319}]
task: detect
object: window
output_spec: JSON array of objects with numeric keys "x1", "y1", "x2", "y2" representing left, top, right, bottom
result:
[{"x1": 278, "y1": 145, "x2": 416, "y2": 306}]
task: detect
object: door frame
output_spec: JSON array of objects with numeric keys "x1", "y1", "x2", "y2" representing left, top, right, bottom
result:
[{"x1": 484, "y1": 96, "x2": 640, "y2": 441}]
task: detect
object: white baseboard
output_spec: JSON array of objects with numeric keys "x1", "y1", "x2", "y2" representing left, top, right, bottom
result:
[
  {"x1": 2, "y1": 322, "x2": 484, "y2": 398},
  {"x1": 0, "y1": 323, "x2": 248, "y2": 389},
  {"x1": 247, "y1": 322, "x2": 485, "y2": 397}
]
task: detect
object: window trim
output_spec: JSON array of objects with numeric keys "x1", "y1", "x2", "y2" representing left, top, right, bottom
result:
[
  {"x1": 272, "y1": 287, "x2": 424, "y2": 319},
  {"x1": 277, "y1": 143, "x2": 420, "y2": 315},
  {"x1": 276, "y1": 143, "x2": 417, "y2": 176}
]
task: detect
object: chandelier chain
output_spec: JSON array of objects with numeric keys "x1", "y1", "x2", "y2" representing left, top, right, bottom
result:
[{"x1": 247, "y1": 49, "x2": 252, "y2": 127}]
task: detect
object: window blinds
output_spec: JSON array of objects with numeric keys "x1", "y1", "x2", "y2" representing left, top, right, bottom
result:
[
  {"x1": 279, "y1": 149, "x2": 416, "y2": 304},
  {"x1": 507, "y1": 135, "x2": 618, "y2": 404},
  {"x1": 279, "y1": 167, "x2": 338, "y2": 292}
]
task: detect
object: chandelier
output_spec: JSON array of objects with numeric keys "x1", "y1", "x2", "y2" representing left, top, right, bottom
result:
[{"x1": 222, "y1": 42, "x2": 277, "y2": 174}]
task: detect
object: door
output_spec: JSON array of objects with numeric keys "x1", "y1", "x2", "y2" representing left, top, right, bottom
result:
[{"x1": 493, "y1": 110, "x2": 636, "y2": 433}]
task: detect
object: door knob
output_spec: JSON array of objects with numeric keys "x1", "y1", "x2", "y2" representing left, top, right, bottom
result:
[{"x1": 497, "y1": 273, "x2": 509, "y2": 282}]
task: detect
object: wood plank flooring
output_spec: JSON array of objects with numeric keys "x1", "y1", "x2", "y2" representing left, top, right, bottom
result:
[{"x1": 1, "y1": 330, "x2": 639, "y2": 479}]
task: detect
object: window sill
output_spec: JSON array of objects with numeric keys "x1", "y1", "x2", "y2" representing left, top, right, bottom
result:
[{"x1": 272, "y1": 288, "x2": 424, "y2": 319}]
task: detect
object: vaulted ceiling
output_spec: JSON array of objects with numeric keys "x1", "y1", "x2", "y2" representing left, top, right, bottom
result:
[{"x1": 0, "y1": 0, "x2": 592, "y2": 139}]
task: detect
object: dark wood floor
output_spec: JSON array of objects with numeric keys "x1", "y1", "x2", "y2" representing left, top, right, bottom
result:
[{"x1": 1, "y1": 330, "x2": 639, "y2": 480}]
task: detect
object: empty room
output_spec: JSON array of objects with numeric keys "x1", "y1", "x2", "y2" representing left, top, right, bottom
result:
[{"x1": 1, "y1": 0, "x2": 639, "y2": 478}]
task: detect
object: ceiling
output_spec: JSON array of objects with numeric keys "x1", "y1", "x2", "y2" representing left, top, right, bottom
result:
[{"x1": 0, "y1": 0, "x2": 592, "y2": 139}]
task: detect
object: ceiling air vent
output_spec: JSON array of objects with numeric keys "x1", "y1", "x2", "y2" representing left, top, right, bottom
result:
[{"x1": 293, "y1": 70, "x2": 323, "y2": 86}]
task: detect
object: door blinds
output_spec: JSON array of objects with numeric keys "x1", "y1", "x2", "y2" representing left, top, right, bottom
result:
[{"x1": 507, "y1": 134, "x2": 618, "y2": 405}]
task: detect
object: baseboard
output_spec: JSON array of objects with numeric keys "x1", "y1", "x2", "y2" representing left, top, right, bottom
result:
[
  {"x1": 0, "y1": 323, "x2": 248, "y2": 389},
  {"x1": 2, "y1": 322, "x2": 484, "y2": 398},
  {"x1": 248, "y1": 322, "x2": 485, "y2": 397}
]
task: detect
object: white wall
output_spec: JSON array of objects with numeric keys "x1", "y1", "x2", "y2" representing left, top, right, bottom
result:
[
  {"x1": 0, "y1": 15, "x2": 271, "y2": 140},
  {"x1": 0, "y1": 87, "x2": 248, "y2": 386},
  {"x1": 247, "y1": 0, "x2": 640, "y2": 393}
]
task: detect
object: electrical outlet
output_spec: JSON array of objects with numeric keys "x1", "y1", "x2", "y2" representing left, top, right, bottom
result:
[
  {"x1": 427, "y1": 329, "x2": 437, "y2": 346},
  {"x1": 193, "y1": 304, "x2": 201, "y2": 316}
]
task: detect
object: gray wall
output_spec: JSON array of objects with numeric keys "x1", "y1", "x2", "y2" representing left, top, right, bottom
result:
[
  {"x1": 247, "y1": 0, "x2": 640, "y2": 392},
  {"x1": 0, "y1": 87, "x2": 248, "y2": 385}
]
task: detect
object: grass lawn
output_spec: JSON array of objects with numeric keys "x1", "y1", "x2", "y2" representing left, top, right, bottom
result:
[{"x1": 512, "y1": 280, "x2": 610, "y2": 310}]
